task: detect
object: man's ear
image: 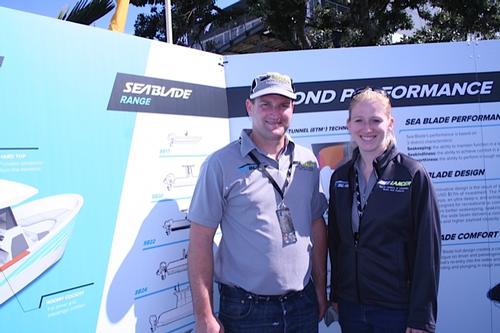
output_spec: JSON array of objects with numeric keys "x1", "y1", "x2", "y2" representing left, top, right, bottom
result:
[{"x1": 245, "y1": 99, "x2": 254, "y2": 117}]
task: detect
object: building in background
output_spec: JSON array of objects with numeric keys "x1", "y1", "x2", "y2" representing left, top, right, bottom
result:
[
  {"x1": 198, "y1": 0, "x2": 349, "y2": 54},
  {"x1": 198, "y1": 0, "x2": 426, "y2": 54}
]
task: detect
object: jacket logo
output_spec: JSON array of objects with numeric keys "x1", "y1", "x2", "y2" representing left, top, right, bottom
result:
[
  {"x1": 238, "y1": 163, "x2": 258, "y2": 173},
  {"x1": 378, "y1": 179, "x2": 411, "y2": 192},
  {"x1": 335, "y1": 180, "x2": 349, "y2": 188}
]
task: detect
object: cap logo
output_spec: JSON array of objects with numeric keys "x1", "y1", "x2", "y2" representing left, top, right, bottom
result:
[{"x1": 249, "y1": 72, "x2": 297, "y2": 100}]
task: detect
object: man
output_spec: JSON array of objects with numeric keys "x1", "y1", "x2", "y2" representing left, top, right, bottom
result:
[{"x1": 187, "y1": 72, "x2": 327, "y2": 333}]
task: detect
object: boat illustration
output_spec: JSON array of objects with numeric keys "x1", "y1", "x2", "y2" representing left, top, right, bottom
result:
[
  {"x1": 149, "y1": 284, "x2": 193, "y2": 332},
  {"x1": 166, "y1": 249, "x2": 188, "y2": 275},
  {"x1": 0, "y1": 179, "x2": 84, "y2": 305},
  {"x1": 166, "y1": 131, "x2": 202, "y2": 148},
  {"x1": 156, "y1": 249, "x2": 188, "y2": 279},
  {"x1": 163, "y1": 211, "x2": 190, "y2": 236},
  {"x1": 163, "y1": 164, "x2": 197, "y2": 191}
]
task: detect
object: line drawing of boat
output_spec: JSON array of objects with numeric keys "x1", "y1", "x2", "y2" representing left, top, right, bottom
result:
[
  {"x1": 163, "y1": 164, "x2": 197, "y2": 191},
  {"x1": 166, "y1": 131, "x2": 202, "y2": 148},
  {"x1": 0, "y1": 179, "x2": 84, "y2": 305},
  {"x1": 163, "y1": 211, "x2": 190, "y2": 236},
  {"x1": 149, "y1": 284, "x2": 193, "y2": 332},
  {"x1": 156, "y1": 249, "x2": 188, "y2": 279}
]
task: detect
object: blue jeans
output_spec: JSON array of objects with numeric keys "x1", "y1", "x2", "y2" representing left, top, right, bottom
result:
[
  {"x1": 338, "y1": 299, "x2": 408, "y2": 333},
  {"x1": 218, "y1": 280, "x2": 319, "y2": 333}
]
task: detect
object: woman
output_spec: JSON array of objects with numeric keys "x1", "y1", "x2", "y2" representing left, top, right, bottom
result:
[{"x1": 328, "y1": 87, "x2": 441, "y2": 333}]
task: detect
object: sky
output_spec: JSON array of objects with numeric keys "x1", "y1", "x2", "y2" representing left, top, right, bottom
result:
[{"x1": 0, "y1": 0, "x2": 238, "y2": 35}]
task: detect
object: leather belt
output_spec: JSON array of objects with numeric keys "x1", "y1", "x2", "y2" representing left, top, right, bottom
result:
[{"x1": 219, "y1": 279, "x2": 313, "y2": 303}]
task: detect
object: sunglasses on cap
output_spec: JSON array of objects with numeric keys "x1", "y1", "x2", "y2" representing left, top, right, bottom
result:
[{"x1": 352, "y1": 86, "x2": 389, "y2": 98}]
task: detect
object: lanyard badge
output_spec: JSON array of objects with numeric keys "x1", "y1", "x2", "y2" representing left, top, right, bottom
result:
[
  {"x1": 276, "y1": 201, "x2": 297, "y2": 245},
  {"x1": 248, "y1": 150, "x2": 297, "y2": 246}
]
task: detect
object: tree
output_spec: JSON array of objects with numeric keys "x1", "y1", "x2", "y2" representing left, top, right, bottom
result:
[
  {"x1": 246, "y1": 1, "x2": 424, "y2": 49},
  {"x1": 58, "y1": 0, "x2": 115, "y2": 25},
  {"x1": 131, "y1": 1, "x2": 165, "y2": 41},
  {"x1": 130, "y1": 0, "x2": 500, "y2": 52},
  {"x1": 250, "y1": 0, "x2": 499, "y2": 49},
  {"x1": 309, "y1": 0, "x2": 423, "y2": 48},
  {"x1": 130, "y1": 0, "x2": 234, "y2": 49},
  {"x1": 407, "y1": 0, "x2": 500, "y2": 43},
  {"x1": 247, "y1": 0, "x2": 310, "y2": 49}
]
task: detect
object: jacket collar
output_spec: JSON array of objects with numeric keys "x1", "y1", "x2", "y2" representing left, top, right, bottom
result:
[
  {"x1": 239, "y1": 128, "x2": 295, "y2": 158},
  {"x1": 351, "y1": 143, "x2": 398, "y2": 176},
  {"x1": 374, "y1": 143, "x2": 398, "y2": 174}
]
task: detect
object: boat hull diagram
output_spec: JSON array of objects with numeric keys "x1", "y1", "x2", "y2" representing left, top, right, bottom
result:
[{"x1": 0, "y1": 179, "x2": 84, "y2": 305}]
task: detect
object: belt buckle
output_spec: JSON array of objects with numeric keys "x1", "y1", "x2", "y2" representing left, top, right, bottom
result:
[
  {"x1": 279, "y1": 289, "x2": 298, "y2": 302},
  {"x1": 256, "y1": 295, "x2": 271, "y2": 302}
]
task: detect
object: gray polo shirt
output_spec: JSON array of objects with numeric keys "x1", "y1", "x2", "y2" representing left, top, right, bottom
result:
[{"x1": 188, "y1": 129, "x2": 327, "y2": 295}]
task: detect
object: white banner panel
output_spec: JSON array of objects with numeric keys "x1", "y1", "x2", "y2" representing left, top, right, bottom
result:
[{"x1": 225, "y1": 41, "x2": 500, "y2": 333}]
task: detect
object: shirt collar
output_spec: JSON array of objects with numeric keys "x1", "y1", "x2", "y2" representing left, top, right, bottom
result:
[{"x1": 239, "y1": 129, "x2": 295, "y2": 158}]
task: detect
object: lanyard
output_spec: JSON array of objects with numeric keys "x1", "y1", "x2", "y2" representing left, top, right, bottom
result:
[
  {"x1": 248, "y1": 150, "x2": 294, "y2": 200},
  {"x1": 353, "y1": 168, "x2": 378, "y2": 245},
  {"x1": 353, "y1": 170, "x2": 363, "y2": 245},
  {"x1": 354, "y1": 169, "x2": 366, "y2": 219}
]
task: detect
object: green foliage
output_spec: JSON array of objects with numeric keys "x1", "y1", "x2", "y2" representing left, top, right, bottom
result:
[
  {"x1": 309, "y1": 0, "x2": 419, "y2": 48},
  {"x1": 130, "y1": 0, "x2": 500, "y2": 51},
  {"x1": 133, "y1": 4, "x2": 166, "y2": 41},
  {"x1": 246, "y1": 0, "x2": 499, "y2": 49},
  {"x1": 247, "y1": 0, "x2": 310, "y2": 49},
  {"x1": 407, "y1": 0, "x2": 500, "y2": 43},
  {"x1": 131, "y1": 0, "x2": 233, "y2": 48},
  {"x1": 246, "y1": 0, "x2": 420, "y2": 49},
  {"x1": 59, "y1": 0, "x2": 115, "y2": 25}
]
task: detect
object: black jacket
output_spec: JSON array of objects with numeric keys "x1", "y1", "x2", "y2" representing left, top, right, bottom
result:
[{"x1": 328, "y1": 144, "x2": 441, "y2": 332}]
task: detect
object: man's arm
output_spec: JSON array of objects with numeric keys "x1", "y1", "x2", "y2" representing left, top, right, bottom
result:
[
  {"x1": 311, "y1": 217, "x2": 328, "y2": 320},
  {"x1": 188, "y1": 222, "x2": 222, "y2": 333}
]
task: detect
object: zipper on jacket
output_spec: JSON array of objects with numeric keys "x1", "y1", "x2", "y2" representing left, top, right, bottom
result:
[
  {"x1": 355, "y1": 244, "x2": 361, "y2": 302},
  {"x1": 354, "y1": 208, "x2": 361, "y2": 300},
  {"x1": 354, "y1": 223, "x2": 361, "y2": 302},
  {"x1": 354, "y1": 209, "x2": 364, "y2": 302}
]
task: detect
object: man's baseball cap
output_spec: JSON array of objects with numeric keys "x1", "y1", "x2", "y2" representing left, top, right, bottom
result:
[{"x1": 249, "y1": 72, "x2": 297, "y2": 100}]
